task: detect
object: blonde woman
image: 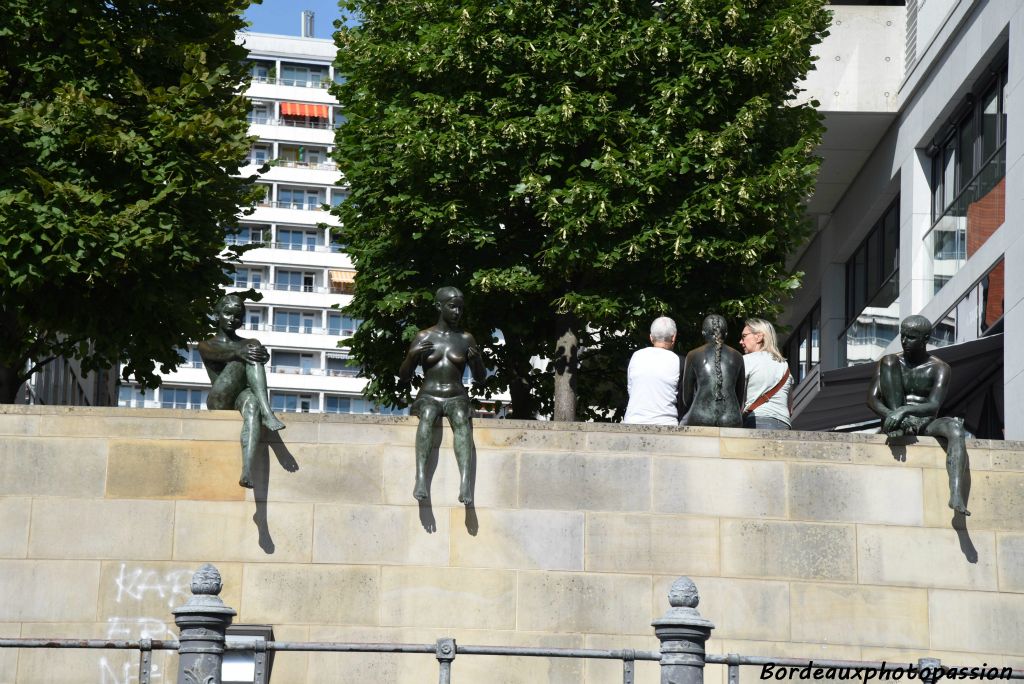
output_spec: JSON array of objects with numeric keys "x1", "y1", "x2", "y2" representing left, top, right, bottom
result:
[{"x1": 739, "y1": 318, "x2": 792, "y2": 430}]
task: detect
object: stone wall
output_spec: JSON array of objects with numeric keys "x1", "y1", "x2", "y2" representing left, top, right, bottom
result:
[{"x1": 1, "y1": 405, "x2": 1022, "y2": 683}]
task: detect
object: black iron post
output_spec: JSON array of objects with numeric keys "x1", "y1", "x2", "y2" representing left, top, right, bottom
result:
[
  {"x1": 173, "y1": 563, "x2": 237, "y2": 684},
  {"x1": 652, "y1": 577, "x2": 715, "y2": 684}
]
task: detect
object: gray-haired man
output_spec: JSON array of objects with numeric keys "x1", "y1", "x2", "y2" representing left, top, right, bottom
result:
[{"x1": 623, "y1": 316, "x2": 680, "y2": 425}]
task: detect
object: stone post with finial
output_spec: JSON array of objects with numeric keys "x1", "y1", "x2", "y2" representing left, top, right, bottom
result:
[
  {"x1": 652, "y1": 576, "x2": 715, "y2": 684},
  {"x1": 173, "y1": 563, "x2": 237, "y2": 684}
]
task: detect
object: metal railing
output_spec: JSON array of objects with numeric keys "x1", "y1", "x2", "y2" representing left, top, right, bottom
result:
[
  {"x1": 254, "y1": 199, "x2": 327, "y2": 211},
  {"x1": 3, "y1": 568, "x2": 1022, "y2": 684},
  {"x1": 250, "y1": 75, "x2": 332, "y2": 89},
  {"x1": 247, "y1": 116, "x2": 336, "y2": 130}
]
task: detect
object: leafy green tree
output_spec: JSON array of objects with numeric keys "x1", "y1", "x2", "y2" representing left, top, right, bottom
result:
[
  {"x1": 0, "y1": 0, "x2": 260, "y2": 403},
  {"x1": 333, "y1": 0, "x2": 830, "y2": 420}
]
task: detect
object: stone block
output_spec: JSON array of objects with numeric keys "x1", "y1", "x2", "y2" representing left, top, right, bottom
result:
[
  {"x1": 172, "y1": 501, "x2": 314, "y2": 563},
  {"x1": 990, "y1": 446, "x2": 1024, "y2": 472},
  {"x1": 720, "y1": 520, "x2": 856, "y2": 582},
  {"x1": 259, "y1": 624, "x2": 309, "y2": 683},
  {"x1": 313, "y1": 503, "x2": 450, "y2": 566},
  {"x1": 0, "y1": 437, "x2": 106, "y2": 497},
  {"x1": 97, "y1": 561, "x2": 244, "y2": 619},
  {"x1": 29, "y1": 498, "x2": 174, "y2": 560},
  {"x1": 790, "y1": 583, "x2": 929, "y2": 648},
  {"x1": 721, "y1": 436, "x2": 854, "y2": 462},
  {"x1": 105, "y1": 439, "x2": 245, "y2": 500},
  {"x1": 788, "y1": 463, "x2": 923, "y2": 525},
  {"x1": 653, "y1": 457, "x2": 786, "y2": 518},
  {"x1": 653, "y1": 575, "x2": 790, "y2": 642},
  {"x1": 39, "y1": 413, "x2": 182, "y2": 439},
  {"x1": 0, "y1": 413, "x2": 38, "y2": 436},
  {"x1": 380, "y1": 447, "x2": 518, "y2": 508},
  {"x1": 857, "y1": 525, "x2": 997, "y2": 590},
  {"x1": 255, "y1": 443, "x2": 384, "y2": 504},
  {"x1": 929, "y1": 589, "x2": 1024, "y2": 656},
  {"x1": 178, "y1": 414, "x2": 243, "y2": 441},
  {"x1": 517, "y1": 571, "x2": 652, "y2": 635},
  {"x1": 0, "y1": 497, "x2": 30, "y2": 558},
  {"x1": 716, "y1": 639, "x2": 864, "y2": 683},
  {"x1": 380, "y1": 566, "x2": 516, "y2": 630},
  {"x1": 0, "y1": 623, "x2": 19, "y2": 684},
  {"x1": 519, "y1": 452, "x2": 651, "y2": 512},
  {"x1": 0, "y1": 561, "x2": 100, "y2": 621},
  {"x1": 923, "y1": 469, "x2": 1024, "y2": 530},
  {"x1": 450, "y1": 508, "x2": 584, "y2": 571},
  {"x1": 475, "y1": 426, "x2": 585, "y2": 451},
  {"x1": 240, "y1": 564, "x2": 379, "y2": 625},
  {"x1": 587, "y1": 430, "x2": 720, "y2": 458},
  {"x1": 851, "y1": 439, "x2": 947, "y2": 468},
  {"x1": 317, "y1": 420, "x2": 415, "y2": 447},
  {"x1": 585, "y1": 513, "x2": 719, "y2": 576},
  {"x1": 997, "y1": 533, "x2": 1024, "y2": 591}
]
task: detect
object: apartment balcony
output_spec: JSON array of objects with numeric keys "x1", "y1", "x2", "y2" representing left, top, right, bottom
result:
[
  {"x1": 246, "y1": 80, "x2": 337, "y2": 105},
  {"x1": 246, "y1": 201, "x2": 341, "y2": 227},
  {"x1": 244, "y1": 326, "x2": 354, "y2": 351},
  {"x1": 231, "y1": 244, "x2": 351, "y2": 269},
  {"x1": 248, "y1": 120, "x2": 335, "y2": 146},
  {"x1": 241, "y1": 159, "x2": 342, "y2": 186}
]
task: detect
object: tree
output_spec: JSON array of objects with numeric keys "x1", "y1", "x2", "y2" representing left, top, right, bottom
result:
[
  {"x1": 0, "y1": 0, "x2": 260, "y2": 403},
  {"x1": 332, "y1": 0, "x2": 830, "y2": 420}
]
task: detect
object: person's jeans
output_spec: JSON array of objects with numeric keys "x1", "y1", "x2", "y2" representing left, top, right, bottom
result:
[{"x1": 743, "y1": 414, "x2": 790, "y2": 430}]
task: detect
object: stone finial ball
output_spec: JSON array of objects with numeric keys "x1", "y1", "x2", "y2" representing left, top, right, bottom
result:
[
  {"x1": 191, "y1": 563, "x2": 223, "y2": 596},
  {"x1": 668, "y1": 576, "x2": 700, "y2": 609}
]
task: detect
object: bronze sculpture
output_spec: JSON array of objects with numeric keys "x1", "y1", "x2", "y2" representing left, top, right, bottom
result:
[
  {"x1": 681, "y1": 314, "x2": 744, "y2": 427},
  {"x1": 199, "y1": 294, "x2": 285, "y2": 488},
  {"x1": 399, "y1": 286, "x2": 486, "y2": 504},
  {"x1": 868, "y1": 315, "x2": 969, "y2": 515}
]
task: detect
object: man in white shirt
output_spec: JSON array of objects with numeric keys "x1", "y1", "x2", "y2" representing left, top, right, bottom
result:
[{"x1": 623, "y1": 317, "x2": 680, "y2": 425}]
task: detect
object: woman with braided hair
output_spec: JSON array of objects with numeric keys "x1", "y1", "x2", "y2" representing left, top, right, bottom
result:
[{"x1": 680, "y1": 314, "x2": 745, "y2": 427}]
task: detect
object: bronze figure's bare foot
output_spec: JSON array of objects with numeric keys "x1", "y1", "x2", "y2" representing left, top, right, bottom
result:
[
  {"x1": 950, "y1": 498, "x2": 970, "y2": 516},
  {"x1": 263, "y1": 414, "x2": 286, "y2": 431},
  {"x1": 413, "y1": 480, "x2": 429, "y2": 501},
  {"x1": 458, "y1": 491, "x2": 473, "y2": 506},
  {"x1": 239, "y1": 475, "x2": 254, "y2": 489}
]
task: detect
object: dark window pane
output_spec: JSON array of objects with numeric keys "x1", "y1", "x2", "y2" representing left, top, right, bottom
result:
[
  {"x1": 981, "y1": 84, "x2": 998, "y2": 162},
  {"x1": 958, "y1": 118, "x2": 974, "y2": 188},
  {"x1": 883, "y1": 205, "x2": 899, "y2": 277},
  {"x1": 866, "y1": 230, "x2": 882, "y2": 295}
]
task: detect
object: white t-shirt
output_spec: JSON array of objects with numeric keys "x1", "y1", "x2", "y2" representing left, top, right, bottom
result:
[
  {"x1": 623, "y1": 347, "x2": 680, "y2": 426},
  {"x1": 742, "y1": 351, "x2": 792, "y2": 426}
]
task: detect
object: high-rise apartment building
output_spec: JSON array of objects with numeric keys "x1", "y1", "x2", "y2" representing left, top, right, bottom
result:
[{"x1": 118, "y1": 31, "x2": 396, "y2": 416}]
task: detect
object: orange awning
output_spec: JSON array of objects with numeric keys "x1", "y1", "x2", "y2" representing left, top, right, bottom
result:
[{"x1": 280, "y1": 102, "x2": 329, "y2": 118}]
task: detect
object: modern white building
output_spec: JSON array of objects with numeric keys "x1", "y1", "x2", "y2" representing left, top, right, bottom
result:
[
  {"x1": 119, "y1": 31, "x2": 396, "y2": 416},
  {"x1": 782, "y1": 0, "x2": 1019, "y2": 438}
]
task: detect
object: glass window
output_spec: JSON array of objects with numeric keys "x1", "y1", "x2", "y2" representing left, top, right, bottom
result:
[{"x1": 981, "y1": 84, "x2": 999, "y2": 163}]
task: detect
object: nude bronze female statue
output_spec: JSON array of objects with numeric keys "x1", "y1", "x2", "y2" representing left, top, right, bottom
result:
[
  {"x1": 399, "y1": 286, "x2": 486, "y2": 504},
  {"x1": 199, "y1": 294, "x2": 285, "y2": 488},
  {"x1": 681, "y1": 314, "x2": 745, "y2": 427}
]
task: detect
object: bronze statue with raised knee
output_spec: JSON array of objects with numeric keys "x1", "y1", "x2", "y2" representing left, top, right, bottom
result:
[
  {"x1": 199, "y1": 294, "x2": 285, "y2": 488},
  {"x1": 868, "y1": 314, "x2": 970, "y2": 515}
]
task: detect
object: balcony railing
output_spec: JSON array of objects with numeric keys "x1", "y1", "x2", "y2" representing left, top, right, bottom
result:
[
  {"x1": 250, "y1": 75, "x2": 332, "y2": 89},
  {"x1": 247, "y1": 116, "x2": 335, "y2": 130},
  {"x1": 254, "y1": 199, "x2": 327, "y2": 211},
  {"x1": 269, "y1": 365, "x2": 325, "y2": 376}
]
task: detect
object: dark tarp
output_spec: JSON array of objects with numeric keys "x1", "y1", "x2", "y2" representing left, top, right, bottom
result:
[{"x1": 791, "y1": 334, "x2": 1004, "y2": 437}]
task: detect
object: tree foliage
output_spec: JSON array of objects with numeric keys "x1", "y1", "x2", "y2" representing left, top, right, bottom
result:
[
  {"x1": 0, "y1": 0, "x2": 259, "y2": 402},
  {"x1": 333, "y1": 0, "x2": 830, "y2": 419}
]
